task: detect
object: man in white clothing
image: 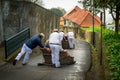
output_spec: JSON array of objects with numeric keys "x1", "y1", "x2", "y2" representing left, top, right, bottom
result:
[
  {"x1": 59, "y1": 30, "x2": 64, "y2": 42},
  {"x1": 67, "y1": 31, "x2": 74, "y2": 49},
  {"x1": 49, "y1": 28, "x2": 61, "y2": 68},
  {"x1": 59, "y1": 30, "x2": 65, "y2": 50}
]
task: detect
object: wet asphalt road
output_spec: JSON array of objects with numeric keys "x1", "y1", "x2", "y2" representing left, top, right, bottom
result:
[{"x1": 0, "y1": 39, "x2": 91, "y2": 80}]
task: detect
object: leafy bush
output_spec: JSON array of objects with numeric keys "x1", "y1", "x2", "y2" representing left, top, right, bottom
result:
[
  {"x1": 102, "y1": 29, "x2": 120, "y2": 80},
  {"x1": 83, "y1": 27, "x2": 120, "y2": 79}
]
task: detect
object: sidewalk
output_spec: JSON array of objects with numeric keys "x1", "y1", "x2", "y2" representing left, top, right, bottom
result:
[{"x1": 0, "y1": 39, "x2": 91, "y2": 80}]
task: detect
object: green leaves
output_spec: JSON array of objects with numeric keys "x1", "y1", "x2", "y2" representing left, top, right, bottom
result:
[
  {"x1": 50, "y1": 8, "x2": 66, "y2": 17},
  {"x1": 103, "y1": 29, "x2": 120, "y2": 80}
]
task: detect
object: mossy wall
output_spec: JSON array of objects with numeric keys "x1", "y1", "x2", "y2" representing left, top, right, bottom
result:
[
  {"x1": 0, "y1": 0, "x2": 59, "y2": 61},
  {"x1": 0, "y1": 0, "x2": 59, "y2": 42}
]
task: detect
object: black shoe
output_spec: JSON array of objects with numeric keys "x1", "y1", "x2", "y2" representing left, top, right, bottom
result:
[
  {"x1": 13, "y1": 59, "x2": 17, "y2": 66},
  {"x1": 37, "y1": 63, "x2": 44, "y2": 66},
  {"x1": 22, "y1": 63, "x2": 27, "y2": 66}
]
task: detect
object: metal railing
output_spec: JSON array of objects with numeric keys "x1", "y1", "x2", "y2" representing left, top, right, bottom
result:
[{"x1": 5, "y1": 27, "x2": 30, "y2": 59}]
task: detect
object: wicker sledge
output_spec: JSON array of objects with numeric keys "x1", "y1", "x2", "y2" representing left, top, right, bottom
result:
[
  {"x1": 62, "y1": 36, "x2": 75, "y2": 49},
  {"x1": 41, "y1": 49, "x2": 75, "y2": 65}
]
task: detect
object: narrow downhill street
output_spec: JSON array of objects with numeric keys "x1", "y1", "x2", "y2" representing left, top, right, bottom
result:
[{"x1": 0, "y1": 39, "x2": 91, "y2": 80}]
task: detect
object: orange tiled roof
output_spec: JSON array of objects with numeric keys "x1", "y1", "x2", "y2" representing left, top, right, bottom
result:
[{"x1": 63, "y1": 6, "x2": 101, "y2": 27}]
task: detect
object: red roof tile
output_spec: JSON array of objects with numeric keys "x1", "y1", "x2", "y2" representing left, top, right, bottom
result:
[{"x1": 63, "y1": 6, "x2": 101, "y2": 27}]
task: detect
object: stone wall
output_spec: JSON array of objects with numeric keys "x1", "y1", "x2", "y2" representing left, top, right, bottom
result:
[
  {"x1": 0, "y1": 0, "x2": 3, "y2": 43},
  {"x1": 0, "y1": 0, "x2": 59, "y2": 42},
  {"x1": 0, "y1": 0, "x2": 59, "y2": 61},
  {"x1": 79, "y1": 29, "x2": 102, "y2": 65}
]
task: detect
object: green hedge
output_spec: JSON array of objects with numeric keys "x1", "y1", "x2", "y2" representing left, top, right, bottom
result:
[
  {"x1": 82, "y1": 27, "x2": 120, "y2": 80},
  {"x1": 102, "y1": 29, "x2": 120, "y2": 80}
]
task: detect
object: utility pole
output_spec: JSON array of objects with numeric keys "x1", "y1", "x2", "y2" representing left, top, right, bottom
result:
[
  {"x1": 90, "y1": 0, "x2": 95, "y2": 46},
  {"x1": 100, "y1": 12, "x2": 103, "y2": 65}
]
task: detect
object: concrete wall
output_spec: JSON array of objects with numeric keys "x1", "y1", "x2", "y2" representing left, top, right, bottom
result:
[
  {"x1": 0, "y1": 0, "x2": 4, "y2": 43},
  {"x1": 0, "y1": 0, "x2": 59, "y2": 41},
  {"x1": 79, "y1": 29, "x2": 102, "y2": 65},
  {"x1": 0, "y1": 0, "x2": 59, "y2": 61}
]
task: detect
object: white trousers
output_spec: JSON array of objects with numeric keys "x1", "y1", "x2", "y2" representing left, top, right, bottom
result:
[
  {"x1": 15, "y1": 44, "x2": 32, "y2": 64},
  {"x1": 49, "y1": 44, "x2": 60, "y2": 67},
  {"x1": 68, "y1": 38, "x2": 74, "y2": 48}
]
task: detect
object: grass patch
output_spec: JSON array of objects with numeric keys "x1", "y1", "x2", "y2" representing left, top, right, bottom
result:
[{"x1": 81, "y1": 26, "x2": 101, "y2": 32}]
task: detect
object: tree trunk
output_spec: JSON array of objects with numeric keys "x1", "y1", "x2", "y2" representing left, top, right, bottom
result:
[
  {"x1": 103, "y1": 8, "x2": 106, "y2": 29},
  {"x1": 115, "y1": 6, "x2": 119, "y2": 34}
]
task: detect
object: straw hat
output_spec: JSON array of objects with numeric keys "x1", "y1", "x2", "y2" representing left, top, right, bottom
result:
[{"x1": 53, "y1": 28, "x2": 58, "y2": 32}]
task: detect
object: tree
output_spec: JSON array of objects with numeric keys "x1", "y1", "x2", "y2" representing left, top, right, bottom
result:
[
  {"x1": 78, "y1": 0, "x2": 101, "y2": 15},
  {"x1": 34, "y1": 0, "x2": 44, "y2": 6},
  {"x1": 97, "y1": 0, "x2": 120, "y2": 34},
  {"x1": 50, "y1": 7, "x2": 66, "y2": 17},
  {"x1": 80, "y1": 0, "x2": 120, "y2": 34},
  {"x1": 26, "y1": 0, "x2": 44, "y2": 6}
]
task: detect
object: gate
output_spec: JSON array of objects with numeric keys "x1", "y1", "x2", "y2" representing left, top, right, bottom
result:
[{"x1": 5, "y1": 27, "x2": 30, "y2": 59}]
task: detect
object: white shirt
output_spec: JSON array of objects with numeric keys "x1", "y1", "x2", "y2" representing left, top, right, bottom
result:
[
  {"x1": 49, "y1": 32, "x2": 60, "y2": 44},
  {"x1": 59, "y1": 32, "x2": 64, "y2": 41},
  {"x1": 67, "y1": 32, "x2": 74, "y2": 39}
]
